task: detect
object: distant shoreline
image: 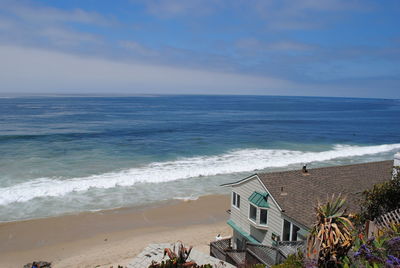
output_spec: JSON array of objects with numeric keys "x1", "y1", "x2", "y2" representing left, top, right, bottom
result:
[{"x1": 0, "y1": 93, "x2": 398, "y2": 100}]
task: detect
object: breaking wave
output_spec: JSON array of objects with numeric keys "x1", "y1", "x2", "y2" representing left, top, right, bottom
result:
[{"x1": 1, "y1": 143, "x2": 399, "y2": 205}]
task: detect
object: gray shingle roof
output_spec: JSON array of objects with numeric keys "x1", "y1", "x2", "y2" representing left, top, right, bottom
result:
[{"x1": 257, "y1": 160, "x2": 394, "y2": 228}]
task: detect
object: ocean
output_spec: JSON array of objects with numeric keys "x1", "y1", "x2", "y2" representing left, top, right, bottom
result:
[{"x1": 0, "y1": 95, "x2": 399, "y2": 222}]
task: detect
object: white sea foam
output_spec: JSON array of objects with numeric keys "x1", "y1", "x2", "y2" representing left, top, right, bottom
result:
[
  {"x1": 173, "y1": 195, "x2": 199, "y2": 201},
  {"x1": 1, "y1": 143, "x2": 400, "y2": 206}
]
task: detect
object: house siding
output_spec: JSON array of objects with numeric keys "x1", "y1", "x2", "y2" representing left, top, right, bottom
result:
[{"x1": 229, "y1": 176, "x2": 283, "y2": 247}]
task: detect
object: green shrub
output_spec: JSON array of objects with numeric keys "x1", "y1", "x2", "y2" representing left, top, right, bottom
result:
[
  {"x1": 343, "y1": 224, "x2": 400, "y2": 268},
  {"x1": 272, "y1": 252, "x2": 304, "y2": 268},
  {"x1": 358, "y1": 167, "x2": 400, "y2": 225}
]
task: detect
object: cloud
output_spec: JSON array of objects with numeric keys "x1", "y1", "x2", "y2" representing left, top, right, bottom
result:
[
  {"x1": 138, "y1": 0, "x2": 370, "y2": 30},
  {"x1": 0, "y1": 1, "x2": 112, "y2": 26},
  {"x1": 139, "y1": 0, "x2": 219, "y2": 18},
  {"x1": 39, "y1": 28, "x2": 103, "y2": 47},
  {"x1": 253, "y1": 0, "x2": 370, "y2": 30},
  {"x1": 119, "y1": 41, "x2": 159, "y2": 57},
  {"x1": 0, "y1": 45, "x2": 297, "y2": 95},
  {"x1": 0, "y1": 45, "x2": 398, "y2": 98},
  {"x1": 0, "y1": 1, "x2": 109, "y2": 52},
  {"x1": 0, "y1": 1, "x2": 397, "y2": 98},
  {"x1": 236, "y1": 38, "x2": 314, "y2": 52}
]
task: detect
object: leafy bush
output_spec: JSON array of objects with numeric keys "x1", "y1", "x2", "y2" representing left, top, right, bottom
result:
[
  {"x1": 344, "y1": 224, "x2": 400, "y2": 268},
  {"x1": 358, "y1": 167, "x2": 400, "y2": 225},
  {"x1": 272, "y1": 252, "x2": 304, "y2": 268}
]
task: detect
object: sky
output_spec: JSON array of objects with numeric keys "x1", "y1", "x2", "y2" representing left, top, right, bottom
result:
[{"x1": 0, "y1": 0, "x2": 399, "y2": 98}]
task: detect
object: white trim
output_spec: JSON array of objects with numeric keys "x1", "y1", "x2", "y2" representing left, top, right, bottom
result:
[
  {"x1": 254, "y1": 175, "x2": 283, "y2": 212},
  {"x1": 232, "y1": 191, "x2": 241, "y2": 210},
  {"x1": 290, "y1": 222, "x2": 294, "y2": 241},
  {"x1": 232, "y1": 205, "x2": 241, "y2": 211},
  {"x1": 259, "y1": 208, "x2": 268, "y2": 226},
  {"x1": 281, "y1": 218, "x2": 303, "y2": 242},
  {"x1": 225, "y1": 174, "x2": 283, "y2": 212},
  {"x1": 222, "y1": 174, "x2": 259, "y2": 187},
  {"x1": 249, "y1": 219, "x2": 269, "y2": 230},
  {"x1": 249, "y1": 204, "x2": 257, "y2": 222},
  {"x1": 281, "y1": 214, "x2": 309, "y2": 231},
  {"x1": 248, "y1": 218, "x2": 258, "y2": 225}
]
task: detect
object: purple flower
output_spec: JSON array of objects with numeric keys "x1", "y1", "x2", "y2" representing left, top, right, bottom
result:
[
  {"x1": 387, "y1": 237, "x2": 400, "y2": 248},
  {"x1": 387, "y1": 255, "x2": 400, "y2": 265}
]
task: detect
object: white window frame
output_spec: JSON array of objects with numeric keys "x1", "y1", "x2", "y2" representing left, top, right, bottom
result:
[
  {"x1": 281, "y1": 219, "x2": 300, "y2": 242},
  {"x1": 232, "y1": 191, "x2": 240, "y2": 209},
  {"x1": 248, "y1": 204, "x2": 269, "y2": 228},
  {"x1": 249, "y1": 204, "x2": 257, "y2": 223},
  {"x1": 259, "y1": 208, "x2": 268, "y2": 226}
]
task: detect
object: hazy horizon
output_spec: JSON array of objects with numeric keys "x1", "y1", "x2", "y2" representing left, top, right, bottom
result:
[{"x1": 0, "y1": 0, "x2": 399, "y2": 98}]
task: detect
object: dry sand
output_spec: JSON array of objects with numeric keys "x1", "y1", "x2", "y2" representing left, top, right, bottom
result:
[{"x1": 0, "y1": 194, "x2": 231, "y2": 268}]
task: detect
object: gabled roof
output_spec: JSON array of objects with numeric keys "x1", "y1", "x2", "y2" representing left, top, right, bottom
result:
[
  {"x1": 256, "y1": 160, "x2": 393, "y2": 228},
  {"x1": 248, "y1": 191, "x2": 269, "y2": 208}
]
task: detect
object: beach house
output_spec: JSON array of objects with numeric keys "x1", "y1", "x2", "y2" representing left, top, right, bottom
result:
[{"x1": 210, "y1": 158, "x2": 397, "y2": 267}]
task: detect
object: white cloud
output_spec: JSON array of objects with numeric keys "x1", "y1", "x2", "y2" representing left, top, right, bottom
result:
[
  {"x1": 119, "y1": 41, "x2": 159, "y2": 57},
  {"x1": 141, "y1": 0, "x2": 218, "y2": 18},
  {"x1": 1, "y1": 2, "x2": 112, "y2": 26},
  {"x1": 0, "y1": 1, "x2": 109, "y2": 50},
  {"x1": 0, "y1": 45, "x2": 297, "y2": 95},
  {"x1": 39, "y1": 28, "x2": 102, "y2": 47},
  {"x1": 236, "y1": 38, "x2": 314, "y2": 52}
]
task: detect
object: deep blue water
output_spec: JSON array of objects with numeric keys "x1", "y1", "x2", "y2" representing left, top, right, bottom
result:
[{"x1": 0, "y1": 95, "x2": 399, "y2": 221}]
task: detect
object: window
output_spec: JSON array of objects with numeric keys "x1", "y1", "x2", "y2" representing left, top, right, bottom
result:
[
  {"x1": 260, "y1": 209, "x2": 268, "y2": 225},
  {"x1": 249, "y1": 204, "x2": 257, "y2": 221},
  {"x1": 283, "y1": 219, "x2": 291, "y2": 241},
  {"x1": 292, "y1": 225, "x2": 300, "y2": 241},
  {"x1": 236, "y1": 238, "x2": 243, "y2": 250},
  {"x1": 232, "y1": 192, "x2": 240, "y2": 208},
  {"x1": 282, "y1": 219, "x2": 301, "y2": 241}
]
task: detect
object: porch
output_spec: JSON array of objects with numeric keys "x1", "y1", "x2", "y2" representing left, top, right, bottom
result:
[{"x1": 210, "y1": 237, "x2": 305, "y2": 267}]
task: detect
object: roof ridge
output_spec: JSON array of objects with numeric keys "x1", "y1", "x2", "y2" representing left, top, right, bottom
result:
[{"x1": 256, "y1": 160, "x2": 393, "y2": 177}]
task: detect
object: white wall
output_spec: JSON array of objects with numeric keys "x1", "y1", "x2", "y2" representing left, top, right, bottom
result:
[{"x1": 229, "y1": 176, "x2": 283, "y2": 247}]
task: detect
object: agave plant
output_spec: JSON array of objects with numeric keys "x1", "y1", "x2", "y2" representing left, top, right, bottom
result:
[
  {"x1": 164, "y1": 241, "x2": 194, "y2": 265},
  {"x1": 307, "y1": 195, "x2": 354, "y2": 267},
  {"x1": 149, "y1": 241, "x2": 199, "y2": 268}
]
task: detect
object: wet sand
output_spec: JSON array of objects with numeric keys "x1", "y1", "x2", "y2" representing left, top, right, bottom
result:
[{"x1": 0, "y1": 194, "x2": 231, "y2": 268}]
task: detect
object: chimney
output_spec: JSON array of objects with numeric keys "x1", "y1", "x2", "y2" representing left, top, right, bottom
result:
[
  {"x1": 302, "y1": 164, "x2": 308, "y2": 173},
  {"x1": 280, "y1": 186, "x2": 287, "y2": 196},
  {"x1": 393, "y1": 152, "x2": 400, "y2": 179},
  {"x1": 302, "y1": 164, "x2": 309, "y2": 175}
]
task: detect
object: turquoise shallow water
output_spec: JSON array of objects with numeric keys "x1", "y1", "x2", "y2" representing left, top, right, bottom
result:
[{"x1": 0, "y1": 95, "x2": 399, "y2": 221}]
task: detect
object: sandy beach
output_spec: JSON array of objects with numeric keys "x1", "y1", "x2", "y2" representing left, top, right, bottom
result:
[{"x1": 0, "y1": 194, "x2": 231, "y2": 268}]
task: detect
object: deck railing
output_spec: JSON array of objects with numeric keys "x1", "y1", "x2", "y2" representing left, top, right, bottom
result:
[
  {"x1": 210, "y1": 238, "x2": 231, "y2": 262},
  {"x1": 210, "y1": 238, "x2": 306, "y2": 267}
]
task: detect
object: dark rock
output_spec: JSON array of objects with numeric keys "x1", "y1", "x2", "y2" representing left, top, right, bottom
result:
[{"x1": 23, "y1": 261, "x2": 51, "y2": 268}]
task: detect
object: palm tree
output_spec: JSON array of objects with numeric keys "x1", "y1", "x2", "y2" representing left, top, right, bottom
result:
[{"x1": 307, "y1": 195, "x2": 354, "y2": 267}]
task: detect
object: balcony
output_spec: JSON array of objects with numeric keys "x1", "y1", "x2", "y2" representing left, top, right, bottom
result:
[{"x1": 210, "y1": 238, "x2": 305, "y2": 267}]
